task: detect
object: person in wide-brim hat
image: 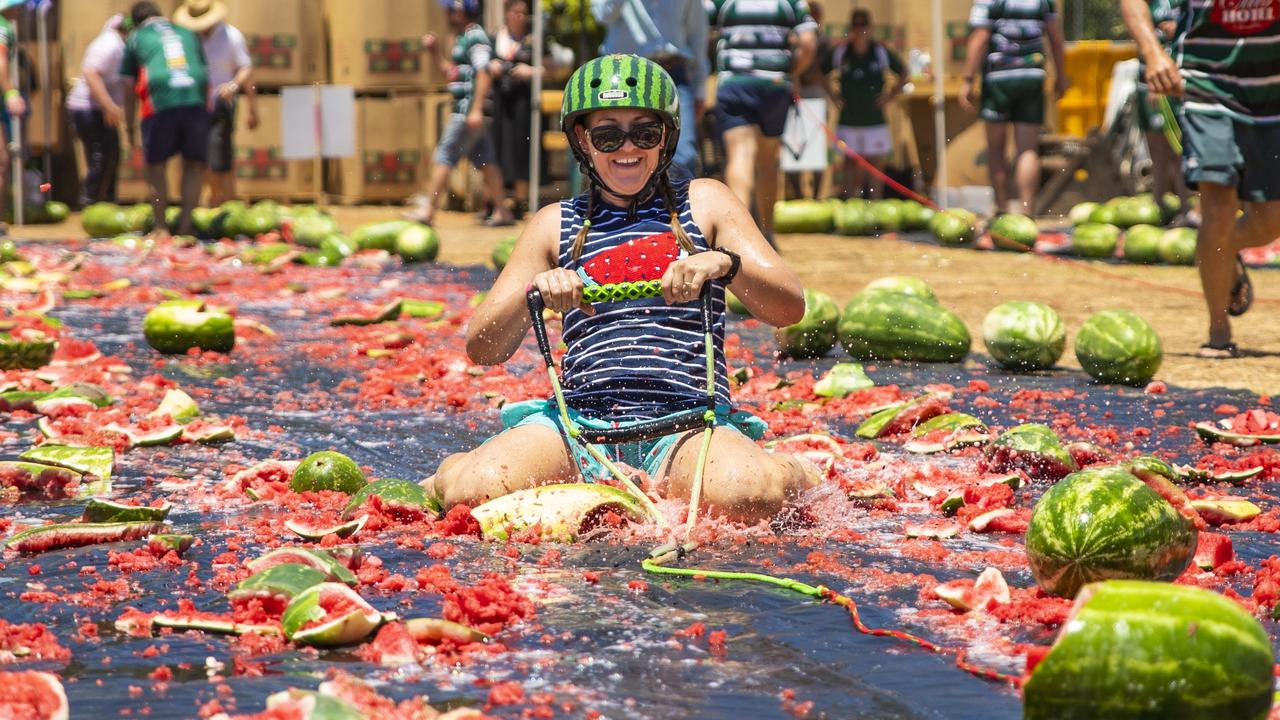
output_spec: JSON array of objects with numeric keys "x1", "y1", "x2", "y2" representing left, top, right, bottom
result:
[{"x1": 173, "y1": 0, "x2": 227, "y2": 34}]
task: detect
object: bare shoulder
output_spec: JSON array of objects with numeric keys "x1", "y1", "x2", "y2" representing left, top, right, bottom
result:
[
  {"x1": 515, "y1": 201, "x2": 565, "y2": 254},
  {"x1": 688, "y1": 178, "x2": 740, "y2": 206}
]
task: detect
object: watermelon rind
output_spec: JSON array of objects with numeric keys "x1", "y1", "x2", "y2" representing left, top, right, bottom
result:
[
  {"x1": 903, "y1": 521, "x2": 960, "y2": 539},
  {"x1": 285, "y1": 514, "x2": 368, "y2": 540},
  {"x1": 148, "y1": 534, "x2": 194, "y2": 554},
  {"x1": 774, "y1": 288, "x2": 840, "y2": 359},
  {"x1": 5, "y1": 521, "x2": 165, "y2": 553},
  {"x1": 0, "y1": 461, "x2": 83, "y2": 494},
  {"x1": 903, "y1": 412, "x2": 992, "y2": 453},
  {"x1": 968, "y1": 508, "x2": 1015, "y2": 532},
  {"x1": 228, "y1": 563, "x2": 328, "y2": 608},
  {"x1": 1023, "y1": 580, "x2": 1274, "y2": 720},
  {"x1": 985, "y1": 423, "x2": 1076, "y2": 481},
  {"x1": 341, "y1": 477, "x2": 439, "y2": 519},
  {"x1": 839, "y1": 291, "x2": 970, "y2": 363},
  {"x1": 0, "y1": 331, "x2": 56, "y2": 370},
  {"x1": 404, "y1": 617, "x2": 490, "y2": 643},
  {"x1": 183, "y1": 423, "x2": 236, "y2": 444},
  {"x1": 854, "y1": 401, "x2": 906, "y2": 439},
  {"x1": 981, "y1": 301, "x2": 1065, "y2": 371},
  {"x1": 1175, "y1": 464, "x2": 1263, "y2": 484},
  {"x1": 265, "y1": 690, "x2": 363, "y2": 720},
  {"x1": 0, "y1": 671, "x2": 69, "y2": 720},
  {"x1": 1194, "y1": 421, "x2": 1280, "y2": 447},
  {"x1": 1074, "y1": 309, "x2": 1162, "y2": 386},
  {"x1": 281, "y1": 582, "x2": 385, "y2": 646},
  {"x1": 148, "y1": 388, "x2": 199, "y2": 423},
  {"x1": 1025, "y1": 466, "x2": 1197, "y2": 598},
  {"x1": 1189, "y1": 498, "x2": 1261, "y2": 524},
  {"x1": 103, "y1": 422, "x2": 184, "y2": 448},
  {"x1": 400, "y1": 298, "x2": 445, "y2": 320},
  {"x1": 812, "y1": 362, "x2": 874, "y2": 398},
  {"x1": 470, "y1": 483, "x2": 650, "y2": 542},
  {"x1": 910, "y1": 412, "x2": 986, "y2": 437},
  {"x1": 329, "y1": 299, "x2": 403, "y2": 327},
  {"x1": 245, "y1": 547, "x2": 358, "y2": 587},
  {"x1": 82, "y1": 499, "x2": 171, "y2": 523}
]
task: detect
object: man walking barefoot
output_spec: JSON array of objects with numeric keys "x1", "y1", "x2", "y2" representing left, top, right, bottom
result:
[
  {"x1": 1122, "y1": 0, "x2": 1280, "y2": 358},
  {"x1": 961, "y1": 0, "x2": 1067, "y2": 217}
]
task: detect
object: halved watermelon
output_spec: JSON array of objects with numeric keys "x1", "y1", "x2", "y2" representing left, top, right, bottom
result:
[
  {"x1": 341, "y1": 478, "x2": 440, "y2": 520},
  {"x1": 984, "y1": 424, "x2": 1076, "y2": 482},
  {"x1": 904, "y1": 412, "x2": 991, "y2": 454},
  {"x1": 285, "y1": 515, "x2": 367, "y2": 540},
  {"x1": 263, "y1": 690, "x2": 362, "y2": 720},
  {"x1": 229, "y1": 563, "x2": 328, "y2": 616},
  {"x1": 148, "y1": 534, "x2": 194, "y2": 555},
  {"x1": 281, "y1": 582, "x2": 385, "y2": 646},
  {"x1": 20, "y1": 445, "x2": 113, "y2": 481},
  {"x1": 904, "y1": 520, "x2": 961, "y2": 539},
  {"x1": 1195, "y1": 409, "x2": 1280, "y2": 446},
  {"x1": 245, "y1": 547, "x2": 358, "y2": 586},
  {"x1": 81, "y1": 498, "x2": 170, "y2": 523},
  {"x1": 0, "y1": 461, "x2": 82, "y2": 497},
  {"x1": 855, "y1": 394, "x2": 949, "y2": 439},
  {"x1": 470, "y1": 483, "x2": 651, "y2": 542},
  {"x1": 5, "y1": 521, "x2": 165, "y2": 553}
]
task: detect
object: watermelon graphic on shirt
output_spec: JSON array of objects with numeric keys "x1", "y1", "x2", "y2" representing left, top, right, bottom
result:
[{"x1": 580, "y1": 231, "x2": 683, "y2": 285}]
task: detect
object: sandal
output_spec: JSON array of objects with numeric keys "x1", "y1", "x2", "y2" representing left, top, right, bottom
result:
[
  {"x1": 1228, "y1": 255, "x2": 1253, "y2": 317},
  {"x1": 1196, "y1": 342, "x2": 1239, "y2": 359},
  {"x1": 483, "y1": 214, "x2": 515, "y2": 227}
]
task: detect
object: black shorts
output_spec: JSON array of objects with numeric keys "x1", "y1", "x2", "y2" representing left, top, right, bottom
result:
[
  {"x1": 207, "y1": 98, "x2": 236, "y2": 173},
  {"x1": 714, "y1": 79, "x2": 794, "y2": 138},
  {"x1": 140, "y1": 105, "x2": 210, "y2": 165}
]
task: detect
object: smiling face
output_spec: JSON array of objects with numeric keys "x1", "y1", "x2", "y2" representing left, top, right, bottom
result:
[{"x1": 574, "y1": 108, "x2": 666, "y2": 201}]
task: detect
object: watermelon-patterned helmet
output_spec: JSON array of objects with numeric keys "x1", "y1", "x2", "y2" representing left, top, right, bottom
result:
[{"x1": 561, "y1": 54, "x2": 681, "y2": 187}]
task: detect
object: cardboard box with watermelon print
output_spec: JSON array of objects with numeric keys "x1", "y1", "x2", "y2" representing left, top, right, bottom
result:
[
  {"x1": 234, "y1": 94, "x2": 316, "y2": 200},
  {"x1": 224, "y1": 0, "x2": 326, "y2": 88},
  {"x1": 330, "y1": 95, "x2": 426, "y2": 202},
  {"x1": 324, "y1": 0, "x2": 447, "y2": 91}
]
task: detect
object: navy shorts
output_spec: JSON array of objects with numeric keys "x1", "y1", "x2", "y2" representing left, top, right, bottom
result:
[
  {"x1": 141, "y1": 105, "x2": 210, "y2": 165},
  {"x1": 714, "y1": 79, "x2": 794, "y2": 138}
]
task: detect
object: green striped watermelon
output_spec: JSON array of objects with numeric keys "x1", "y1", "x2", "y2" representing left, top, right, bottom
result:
[
  {"x1": 989, "y1": 213, "x2": 1039, "y2": 251},
  {"x1": 1071, "y1": 223, "x2": 1120, "y2": 259},
  {"x1": 863, "y1": 276, "x2": 936, "y2": 302},
  {"x1": 774, "y1": 289, "x2": 840, "y2": 359},
  {"x1": 929, "y1": 209, "x2": 977, "y2": 246},
  {"x1": 773, "y1": 200, "x2": 834, "y2": 234},
  {"x1": 839, "y1": 291, "x2": 970, "y2": 363},
  {"x1": 1158, "y1": 227, "x2": 1197, "y2": 265},
  {"x1": 984, "y1": 423, "x2": 1076, "y2": 481},
  {"x1": 834, "y1": 200, "x2": 878, "y2": 236},
  {"x1": 982, "y1": 301, "x2": 1065, "y2": 371},
  {"x1": 1121, "y1": 225, "x2": 1163, "y2": 264},
  {"x1": 1074, "y1": 310, "x2": 1162, "y2": 386},
  {"x1": 1025, "y1": 466, "x2": 1197, "y2": 598},
  {"x1": 1023, "y1": 580, "x2": 1274, "y2": 719}
]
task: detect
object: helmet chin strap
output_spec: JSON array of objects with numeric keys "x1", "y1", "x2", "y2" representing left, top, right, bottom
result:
[{"x1": 580, "y1": 153, "x2": 675, "y2": 222}]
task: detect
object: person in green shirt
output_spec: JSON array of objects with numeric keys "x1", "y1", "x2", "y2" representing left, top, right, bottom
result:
[
  {"x1": 119, "y1": 1, "x2": 209, "y2": 239},
  {"x1": 0, "y1": 9, "x2": 27, "y2": 235},
  {"x1": 824, "y1": 9, "x2": 906, "y2": 199},
  {"x1": 961, "y1": 0, "x2": 1067, "y2": 217}
]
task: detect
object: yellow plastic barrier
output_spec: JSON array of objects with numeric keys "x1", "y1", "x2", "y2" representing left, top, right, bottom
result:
[{"x1": 1056, "y1": 40, "x2": 1137, "y2": 137}]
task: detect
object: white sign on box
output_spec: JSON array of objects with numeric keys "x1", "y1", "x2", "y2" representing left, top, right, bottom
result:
[
  {"x1": 780, "y1": 97, "x2": 828, "y2": 172},
  {"x1": 281, "y1": 85, "x2": 357, "y2": 159}
]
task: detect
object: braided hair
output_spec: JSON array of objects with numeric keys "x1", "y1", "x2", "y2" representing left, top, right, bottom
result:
[{"x1": 570, "y1": 172, "x2": 696, "y2": 264}]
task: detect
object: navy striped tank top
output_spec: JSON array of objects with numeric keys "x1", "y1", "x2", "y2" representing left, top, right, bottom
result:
[{"x1": 557, "y1": 184, "x2": 731, "y2": 422}]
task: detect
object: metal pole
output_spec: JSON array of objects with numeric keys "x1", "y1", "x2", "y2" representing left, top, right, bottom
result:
[
  {"x1": 37, "y1": 0, "x2": 50, "y2": 190},
  {"x1": 930, "y1": 0, "x2": 948, "y2": 209},
  {"x1": 10, "y1": 15, "x2": 21, "y2": 226},
  {"x1": 528, "y1": 0, "x2": 543, "y2": 214}
]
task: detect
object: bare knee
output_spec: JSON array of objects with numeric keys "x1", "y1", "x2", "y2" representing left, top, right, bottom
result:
[{"x1": 701, "y1": 458, "x2": 790, "y2": 523}]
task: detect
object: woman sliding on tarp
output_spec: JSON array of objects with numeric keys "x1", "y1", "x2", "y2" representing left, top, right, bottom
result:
[{"x1": 430, "y1": 54, "x2": 817, "y2": 526}]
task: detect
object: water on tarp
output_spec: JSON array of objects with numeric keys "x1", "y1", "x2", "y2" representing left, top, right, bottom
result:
[{"x1": 2, "y1": 245, "x2": 1276, "y2": 720}]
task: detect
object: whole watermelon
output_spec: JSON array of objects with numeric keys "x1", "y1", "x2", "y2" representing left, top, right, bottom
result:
[
  {"x1": 82, "y1": 203, "x2": 128, "y2": 238},
  {"x1": 989, "y1": 213, "x2": 1039, "y2": 250},
  {"x1": 774, "y1": 288, "x2": 840, "y2": 358},
  {"x1": 491, "y1": 236, "x2": 517, "y2": 270},
  {"x1": 833, "y1": 201, "x2": 877, "y2": 236},
  {"x1": 981, "y1": 301, "x2": 1065, "y2": 370},
  {"x1": 352, "y1": 220, "x2": 412, "y2": 251},
  {"x1": 898, "y1": 200, "x2": 933, "y2": 231},
  {"x1": 1088, "y1": 203, "x2": 1118, "y2": 225},
  {"x1": 929, "y1": 209, "x2": 977, "y2": 246},
  {"x1": 1023, "y1": 580, "x2": 1274, "y2": 720},
  {"x1": 1026, "y1": 466, "x2": 1196, "y2": 598},
  {"x1": 1068, "y1": 202, "x2": 1097, "y2": 227},
  {"x1": 1159, "y1": 192, "x2": 1182, "y2": 224},
  {"x1": 863, "y1": 275, "x2": 936, "y2": 302},
  {"x1": 1074, "y1": 310, "x2": 1162, "y2": 385},
  {"x1": 773, "y1": 200, "x2": 834, "y2": 234},
  {"x1": 1113, "y1": 196, "x2": 1162, "y2": 228},
  {"x1": 1157, "y1": 227, "x2": 1196, "y2": 265},
  {"x1": 726, "y1": 291, "x2": 751, "y2": 316},
  {"x1": 1121, "y1": 224, "x2": 1163, "y2": 264},
  {"x1": 839, "y1": 290, "x2": 970, "y2": 362},
  {"x1": 868, "y1": 200, "x2": 902, "y2": 233},
  {"x1": 1071, "y1": 223, "x2": 1120, "y2": 259},
  {"x1": 289, "y1": 212, "x2": 341, "y2": 248}
]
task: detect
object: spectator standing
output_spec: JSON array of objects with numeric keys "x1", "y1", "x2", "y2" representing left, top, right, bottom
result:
[
  {"x1": 826, "y1": 8, "x2": 905, "y2": 200},
  {"x1": 592, "y1": 0, "x2": 709, "y2": 183},
  {"x1": 0, "y1": 5, "x2": 27, "y2": 233},
  {"x1": 1121, "y1": 0, "x2": 1280, "y2": 358},
  {"x1": 67, "y1": 14, "x2": 128, "y2": 208},
  {"x1": 960, "y1": 0, "x2": 1067, "y2": 217},
  {"x1": 1133, "y1": 0, "x2": 1190, "y2": 224},
  {"x1": 706, "y1": 0, "x2": 818, "y2": 243},
  {"x1": 408, "y1": 0, "x2": 514, "y2": 228},
  {"x1": 173, "y1": 0, "x2": 259, "y2": 207},
  {"x1": 784, "y1": 0, "x2": 833, "y2": 200},
  {"x1": 120, "y1": 1, "x2": 209, "y2": 239},
  {"x1": 490, "y1": 0, "x2": 552, "y2": 219}
]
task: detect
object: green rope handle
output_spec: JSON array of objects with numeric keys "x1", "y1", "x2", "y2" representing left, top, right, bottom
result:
[{"x1": 581, "y1": 280, "x2": 664, "y2": 304}]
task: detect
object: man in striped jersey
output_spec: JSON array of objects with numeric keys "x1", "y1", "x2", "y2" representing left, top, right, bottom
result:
[
  {"x1": 961, "y1": 0, "x2": 1067, "y2": 217},
  {"x1": 1122, "y1": 0, "x2": 1280, "y2": 358},
  {"x1": 408, "y1": 0, "x2": 515, "y2": 227},
  {"x1": 706, "y1": 0, "x2": 818, "y2": 242}
]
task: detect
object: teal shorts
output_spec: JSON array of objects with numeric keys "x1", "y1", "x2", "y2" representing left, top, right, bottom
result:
[
  {"x1": 1180, "y1": 109, "x2": 1280, "y2": 202},
  {"x1": 498, "y1": 399, "x2": 767, "y2": 483}
]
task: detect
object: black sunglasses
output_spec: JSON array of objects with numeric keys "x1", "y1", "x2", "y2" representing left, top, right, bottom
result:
[{"x1": 587, "y1": 122, "x2": 665, "y2": 153}]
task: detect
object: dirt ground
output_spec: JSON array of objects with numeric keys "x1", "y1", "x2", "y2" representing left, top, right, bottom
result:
[{"x1": 18, "y1": 206, "x2": 1280, "y2": 396}]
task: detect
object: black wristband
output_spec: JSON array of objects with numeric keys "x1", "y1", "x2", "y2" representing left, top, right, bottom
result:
[{"x1": 711, "y1": 247, "x2": 741, "y2": 284}]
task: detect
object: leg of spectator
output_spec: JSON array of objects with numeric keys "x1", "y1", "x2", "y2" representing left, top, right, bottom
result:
[
  {"x1": 755, "y1": 132, "x2": 782, "y2": 241},
  {"x1": 102, "y1": 117, "x2": 121, "y2": 204},
  {"x1": 1196, "y1": 181, "x2": 1240, "y2": 348},
  {"x1": 722, "y1": 124, "x2": 757, "y2": 210},
  {"x1": 178, "y1": 159, "x2": 203, "y2": 236},
  {"x1": 1012, "y1": 122, "x2": 1040, "y2": 216},
  {"x1": 146, "y1": 162, "x2": 170, "y2": 239},
  {"x1": 985, "y1": 121, "x2": 1009, "y2": 215}
]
